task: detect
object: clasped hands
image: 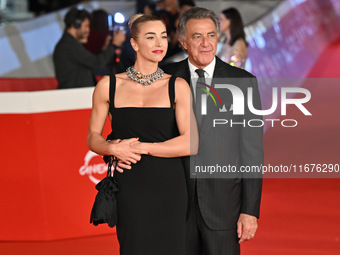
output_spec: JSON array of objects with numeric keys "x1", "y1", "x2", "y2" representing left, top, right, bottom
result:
[{"x1": 108, "y1": 138, "x2": 148, "y2": 172}]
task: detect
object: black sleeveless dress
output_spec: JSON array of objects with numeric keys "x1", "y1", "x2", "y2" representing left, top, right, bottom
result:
[{"x1": 109, "y1": 75, "x2": 187, "y2": 255}]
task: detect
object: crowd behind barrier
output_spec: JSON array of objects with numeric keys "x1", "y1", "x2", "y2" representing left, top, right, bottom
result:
[
  {"x1": 0, "y1": 0, "x2": 281, "y2": 80},
  {"x1": 1, "y1": 0, "x2": 340, "y2": 91},
  {"x1": 1, "y1": 0, "x2": 340, "y2": 242},
  {"x1": 0, "y1": 1, "x2": 136, "y2": 79}
]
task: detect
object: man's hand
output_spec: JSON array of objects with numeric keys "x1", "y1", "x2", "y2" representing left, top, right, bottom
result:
[{"x1": 237, "y1": 213, "x2": 258, "y2": 243}]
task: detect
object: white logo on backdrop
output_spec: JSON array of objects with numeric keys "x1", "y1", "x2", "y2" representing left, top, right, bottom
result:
[{"x1": 79, "y1": 151, "x2": 107, "y2": 184}]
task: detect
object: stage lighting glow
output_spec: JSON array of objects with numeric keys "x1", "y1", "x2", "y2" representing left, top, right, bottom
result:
[{"x1": 114, "y1": 12, "x2": 125, "y2": 24}]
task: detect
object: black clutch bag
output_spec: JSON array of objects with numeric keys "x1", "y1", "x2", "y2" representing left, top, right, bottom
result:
[{"x1": 90, "y1": 155, "x2": 119, "y2": 228}]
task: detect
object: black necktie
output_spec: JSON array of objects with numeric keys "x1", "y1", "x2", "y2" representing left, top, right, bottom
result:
[{"x1": 195, "y1": 69, "x2": 206, "y2": 127}]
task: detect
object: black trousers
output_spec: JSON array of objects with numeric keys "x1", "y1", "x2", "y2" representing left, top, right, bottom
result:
[{"x1": 186, "y1": 193, "x2": 240, "y2": 255}]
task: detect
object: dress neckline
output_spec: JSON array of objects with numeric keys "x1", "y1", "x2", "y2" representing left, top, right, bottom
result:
[{"x1": 110, "y1": 75, "x2": 177, "y2": 111}]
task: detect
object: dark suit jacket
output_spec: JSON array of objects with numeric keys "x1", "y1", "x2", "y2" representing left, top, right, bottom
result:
[
  {"x1": 163, "y1": 57, "x2": 263, "y2": 230},
  {"x1": 53, "y1": 32, "x2": 116, "y2": 89}
]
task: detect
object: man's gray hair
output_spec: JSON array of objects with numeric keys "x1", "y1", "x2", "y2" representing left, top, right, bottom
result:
[{"x1": 177, "y1": 7, "x2": 220, "y2": 40}]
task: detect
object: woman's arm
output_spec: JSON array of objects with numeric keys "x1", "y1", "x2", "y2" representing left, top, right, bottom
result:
[
  {"x1": 87, "y1": 76, "x2": 147, "y2": 164},
  {"x1": 132, "y1": 77, "x2": 199, "y2": 157}
]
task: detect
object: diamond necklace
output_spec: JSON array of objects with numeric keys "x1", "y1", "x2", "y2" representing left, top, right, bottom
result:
[{"x1": 126, "y1": 66, "x2": 164, "y2": 87}]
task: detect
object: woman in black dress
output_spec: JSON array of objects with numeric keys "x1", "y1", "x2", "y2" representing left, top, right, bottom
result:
[{"x1": 87, "y1": 14, "x2": 198, "y2": 255}]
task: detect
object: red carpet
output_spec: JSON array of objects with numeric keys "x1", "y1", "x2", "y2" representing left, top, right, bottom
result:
[
  {"x1": 0, "y1": 235, "x2": 120, "y2": 255},
  {"x1": 1, "y1": 41, "x2": 340, "y2": 255},
  {"x1": 242, "y1": 39, "x2": 340, "y2": 254}
]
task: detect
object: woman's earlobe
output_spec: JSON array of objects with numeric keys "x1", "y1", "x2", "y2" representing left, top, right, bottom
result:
[{"x1": 130, "y1": 38, "x2": 138, "y2": 51}]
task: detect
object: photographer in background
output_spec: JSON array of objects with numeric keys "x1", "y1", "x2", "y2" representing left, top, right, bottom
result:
[{"x1": 53, "y1": 7, "x2": 126, "y2": 89}]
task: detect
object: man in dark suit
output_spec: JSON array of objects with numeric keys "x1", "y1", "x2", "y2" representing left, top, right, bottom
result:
[{"x1": 163, "y1": 7, "x2": 263, "y2": 255}]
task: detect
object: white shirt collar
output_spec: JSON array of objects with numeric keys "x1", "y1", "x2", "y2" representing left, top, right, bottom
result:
[{"x1": 188, "y1": 57, "x2": 216, "y2": 78}]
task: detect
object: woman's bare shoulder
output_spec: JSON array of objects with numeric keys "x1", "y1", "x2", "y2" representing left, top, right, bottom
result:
[
  {"x1": 174, "y1": 76, "x2": 189, "y2": 89},
  {"x1": 92, "y1": 76, "x2": 110, "y2": 102},
  {"x1": 95, "y1": 75, "x2": 110, "y2": 90},
  {"x1": 173, "y1": 76, "x2": 191, "y2": 101}
]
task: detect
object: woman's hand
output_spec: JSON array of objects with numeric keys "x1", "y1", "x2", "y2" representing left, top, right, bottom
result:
[
  {"x1": 112, "y1": 138, "x2": 148, "y2": 164},
  {"x1": 115, "y1": 140, "x2": 149, "y2": 173},
  {"x1": 110, "y1": 138, "x2": 149, "y2": 173},
  {"x1": 129, "y1": 140, "x2": 146, "y2": 151}
]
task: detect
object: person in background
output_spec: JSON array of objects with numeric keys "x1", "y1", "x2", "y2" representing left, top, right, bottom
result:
[
  {"x1": 84, "y1": 9, "x2": 110, "y2": 56},
  {"x1": 155, "y1": 0, "x2": 180, "y2": 59},
  {"x1": 160, "y1": 0, "x2": 196, "y2": 65},
  {"x1": 169, "y1": 0, "x2": 196, "y2": 57},
  {"x1": 143, "y1": 1, "x2": 158, "y2": 15},
  {"x1": 175, "y1": 0, "x2": 196, "y2": 28},
  {"x1": 84, "y1": 9, "x2": 115, "y2": 76},
  {"x1": 53, "y1": 7, "x2": 126, "y2": 89},
  {"x1": 217, "y1": 7, "x2": 248, "y2": 69}
]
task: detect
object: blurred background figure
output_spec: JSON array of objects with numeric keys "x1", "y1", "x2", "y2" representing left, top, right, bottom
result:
[
  {"x1": 217, "y1": 7, "x2": 248, "y2": 69},
  {"x1": 178, "y1": 0, "x2": 195, "y2": 16},
  {"x1": 153, "y1": 0, "x2": 180, "y2": 58},
  {"x1": 159, "y1": 0, "x2": 195, "y2": 65},
  {"x1": 84, "y1": 9, "x2": 110, "y2": 56},
  {"x1": 143, "y1": 0, "x2": 157, "y2": 15},
  {"x1": 53, "y1": 7, "x2": 126, "y2": 89},
  {"x1": 84, "y1": 9, "x2": 121, "y2": 76},
  {"x1": 171, "y1": 0, "x2": 195, "y2": 54}
]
